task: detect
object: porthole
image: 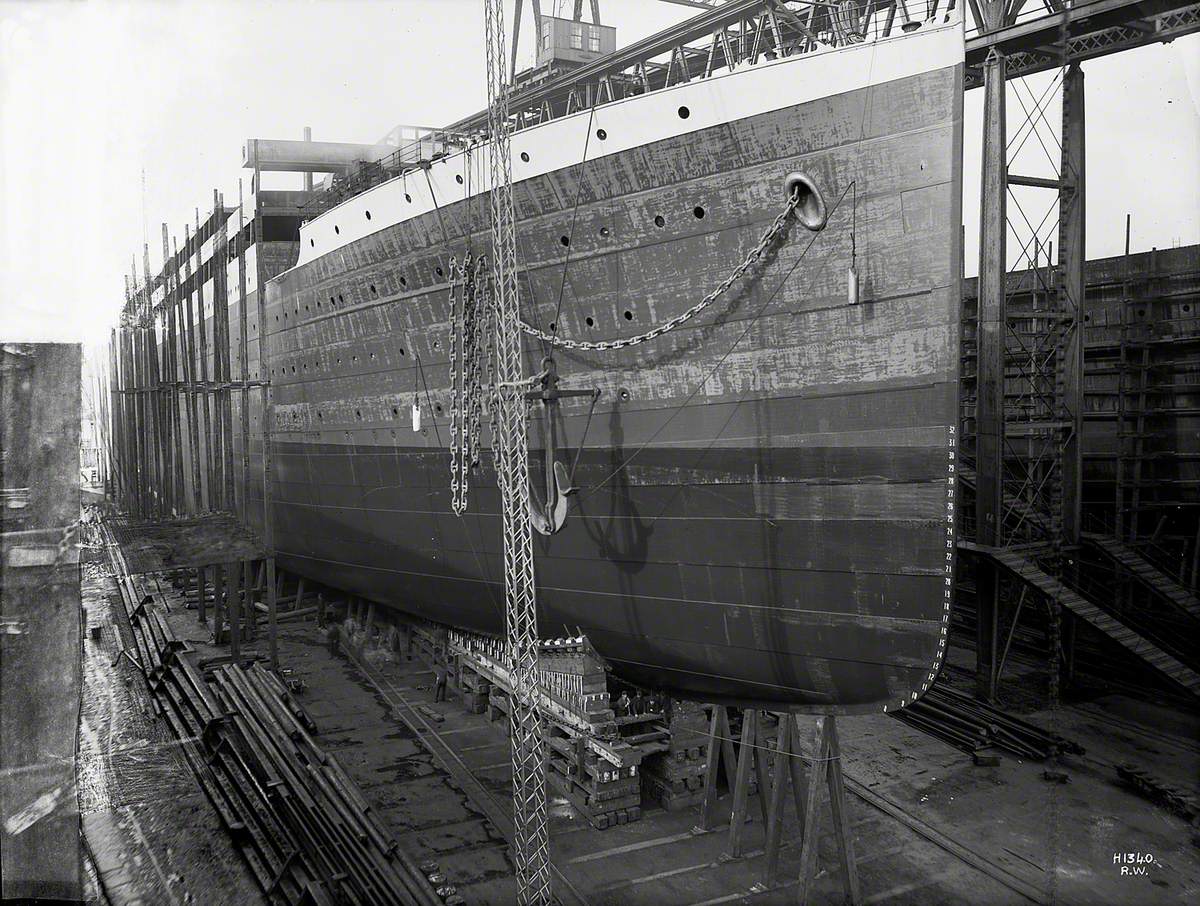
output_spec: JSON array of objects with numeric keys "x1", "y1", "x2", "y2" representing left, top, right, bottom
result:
[
  {"x1": 599, "y1": 226, "x2": 610, "y2": 238},
  {"x1": 317, "y1": 412, "x2": 323, "y2": 420},
  {"x1": 370, "y1": 284, "x2": 377, "y2": 294},
  {"x1": 1138, "y1": 309, "x2": 1146, "y2": 317},
  {"x1": 435, "y1": 403, "x2": 443, "y2": 414},
  {"x1": 693, "y1": 206, "x2": 706, "y2": 219},
  {"x1": 369, "y1": 352, "x2": 375, "y2": 359},
  {"x1": 310, "y1": 238, "x2": 315, "y2": 247},
  {"x1": 304, "y1": 304, "x2": 309, "y2": 311},
  {"x1": 654, "y1": 215, "x2": 665, "y2": 228},
  {"x1": 436, "y1": 267, "x2": 444, "y2": 278},
  {"x1": 433, "y1": 339, "x2": 440, "y2": 349},
  {"x1": 623, "y1": 310, "x2": 633, "y2": 321},
  {"x1": 549, "y1": 321, "x2": 557, "y2": 332},
  {"x1": 355, "y1": 410, "x2": 362, "y2": 419},
  {"x1": 334, "y1": 225, "x2": 340, "y2": 235},
  {"x1": 291, "y1": 365, "x2": 296, "y2": 373},
  {"x1": 405, "y1": 193, "x2": 412, "y2": 203},
  {"x1": 520, "y1": 152, "x2": 530, "y2": 163},
  {"x1": 619, "y1": 388, "x2": 630, "y2": 401},
  {"x1": 596, "y1": 128, "x2": 607, "y2": 140},
  {"x1": 585, "y1": 316, "x2": 595, "y2": 328},
  {"x1": 678, "y1": 105, "x2": 690, "y2": 119},
  {"x1": 330, "y1": 296, "x2": 336, "y2": 305},
  {"x1": 560, "y1": 235, "x2": 570, "y2": 247},
  {"x1": 400, "y1": 276, "x2": 408, "y2": 287},
  {"x1": 399, "y1": 347, "x2": 406, "y2": 356},
  {"x1": 392, "y1": 407, "x2": 399, "y2": 417},
  {"x1": 456, "y1": 174, "x2": 464, "y2": 184},
  {"x1": 338, "y1": 294, "x2": 344, "y2": 304},
  {"x1": 365, "y1": 210, "x2": 372, "y2": 220},
  {"x1": 1185, "y1": 304, "x2": 1192, "y2": 313}
]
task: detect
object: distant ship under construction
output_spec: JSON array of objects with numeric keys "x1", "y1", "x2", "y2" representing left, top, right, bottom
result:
[{"x1": 119, "y1": 1, "x2": 965, "y2": 712}]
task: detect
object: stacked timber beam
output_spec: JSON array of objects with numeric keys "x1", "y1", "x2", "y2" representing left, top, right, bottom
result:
[
  {"x1": 446, "y1": 630, "x2": 654, "y2": 828},
  {"x1": 103, "y1": 524, "x2": 442, "y2": 906}
]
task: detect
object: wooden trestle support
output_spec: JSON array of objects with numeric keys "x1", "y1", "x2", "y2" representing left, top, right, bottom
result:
[{"x1": 700, "y1": 706, "x2": 862, "y2": 904}]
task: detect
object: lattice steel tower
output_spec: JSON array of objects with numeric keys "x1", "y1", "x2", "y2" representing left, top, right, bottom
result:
[{"x1": 483, "y1": 1, "x2": 553, "y2": 902}]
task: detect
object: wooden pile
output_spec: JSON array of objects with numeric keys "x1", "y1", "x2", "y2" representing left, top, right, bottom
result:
[
  {"x1": 545, "y1": 721, "x2": 643, "y2": 829},
  {"x1": 640, "y1": 700, "x2": 710, "y2": 811}
]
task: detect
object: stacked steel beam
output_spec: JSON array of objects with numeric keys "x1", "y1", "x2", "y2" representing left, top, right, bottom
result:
[
  {"x1": 104, "y1": 525, "x2": 444, "y2": 906},
  {"x1": 895, "y1": 684, "x2": 1085, "y2": 760}
]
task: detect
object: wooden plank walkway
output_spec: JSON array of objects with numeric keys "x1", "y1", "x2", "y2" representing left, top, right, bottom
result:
[
  {"x1": 1083, "y1": 532, "x2": 1200, "y2": 621},
  {"x1": 987, "y1": 548, "x2": 1200, "y2": 696}
]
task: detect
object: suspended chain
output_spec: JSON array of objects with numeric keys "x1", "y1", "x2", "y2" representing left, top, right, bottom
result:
[
  {"x1": 483, "y1": 0, "x2": 553, "y2": 902},
  {"x1": 450, "y1": 254, "x2": 491, "y2": 516},
  {"x1": 519, "y1": 189, "x2": 802, "y2": 351}
]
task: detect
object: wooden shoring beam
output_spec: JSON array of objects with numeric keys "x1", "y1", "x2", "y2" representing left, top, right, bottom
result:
[
  {"x1": 127, "y1": 319, "x2": 147, "y2": 518},
  {"x1": 212, "y1": 563, "x2": 225, "y2": 643},
  {"x1": 195, "y1": 209, "x2": 214, "y2": 512},
  {"x1": 163, "y1": 224, "x2": 184, "y2": 513},
  {"x1": 762, "y1": 713, "x2": 809, "y2": 885},
  {"x1": 795, "y1": 715, "x2": 861, "y2": 904},
  {"x1": 216, "y1": 190, "x2": 237, "y2": 513},
  {"x1": 178, "y1": 232, "x2": 203, "y2": 514},
  {"x1": 699, "y1": 705, "x2": 739, "y2": 831},
  {"x1": 252, "y1": 148, "x2": 277, "y2": 671},
  {"x1": 727, "y1": 709, "x2": 770, "y2": 858},
  {"x1": 237, "y1": 182, "x2": 250, "y2": 521},
  {"x1": 243, "y1": 560, "x2": 256, "y2": 642},
  {"x1": 143, "y1": 244, "x2": 166, "y2": 518},
  {"x1": 196, "y1": 565, "x2": 207, "y2": 624},
  {"x1": 227, "y1": 560, "x2": 241, "y2": 659}
]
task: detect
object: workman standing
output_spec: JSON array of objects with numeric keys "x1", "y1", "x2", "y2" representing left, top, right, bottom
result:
[
  {"x1": 615, "y1": 691, "x2": 631, "y2": 717},
  {"x1": 434, "y1": 664, "x2": 448, "y2": 702},
  {"x1": 326, "y1": 621, "x2": 340, "y2": 657}
]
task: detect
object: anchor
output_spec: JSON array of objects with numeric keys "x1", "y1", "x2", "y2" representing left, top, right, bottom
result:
[{"x1": 525, "y1": 356, "x2": 599, "y2": 535}]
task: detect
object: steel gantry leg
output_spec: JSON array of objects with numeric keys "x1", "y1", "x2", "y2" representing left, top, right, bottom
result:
[{"x1": 975, "y1": 46, "x2": 1008, "y2": 702}]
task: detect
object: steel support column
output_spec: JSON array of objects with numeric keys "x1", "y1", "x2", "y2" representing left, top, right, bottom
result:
[
  {"x1": 975, "y1": 47, "x2": 1007, "y2": 702},
  {"x1": 1058, "y1": 62, "x2": 1085, "y2": 549},
  {"x1": 1052, "y1": 61, "x2": 1086, "y2": 699}
]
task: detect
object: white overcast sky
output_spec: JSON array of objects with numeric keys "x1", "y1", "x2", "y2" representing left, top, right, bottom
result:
[{"x1": 1, "y1": 0, "x2": 1197, "y2": 343}]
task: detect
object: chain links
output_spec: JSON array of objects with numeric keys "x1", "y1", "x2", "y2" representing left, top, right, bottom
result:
[{"x1": 519, "y1": 190, "x2": 802, "y2": 351}]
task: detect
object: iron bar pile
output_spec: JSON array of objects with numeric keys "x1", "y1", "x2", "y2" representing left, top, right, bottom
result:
[
  {"x1": 104, "y1": 525, "x2": 441, "y2": 906},
  {"x1": 894, "y1": 684, "x2": 1085, "y2": 760}
]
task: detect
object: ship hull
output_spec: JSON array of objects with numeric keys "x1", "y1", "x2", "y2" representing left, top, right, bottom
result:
[{"x1": 259, "y1": 24, "x2": 965, "y2": 711}]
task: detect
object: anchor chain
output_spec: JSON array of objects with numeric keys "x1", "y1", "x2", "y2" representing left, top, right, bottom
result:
[
  {"x1": 450, "y1": 254, "x2": 494, "y2": 515},
  {"x1": 518, "y1": 189, "x2": 803, "y2": 351},
  {"x1": 450, "y1": 254, "x2": 547, "y2": 516}
]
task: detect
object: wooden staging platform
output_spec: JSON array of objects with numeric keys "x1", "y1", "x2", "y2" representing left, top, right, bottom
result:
[{"x1": 109, "y1": 513, "x2": 265, "y2": 575}]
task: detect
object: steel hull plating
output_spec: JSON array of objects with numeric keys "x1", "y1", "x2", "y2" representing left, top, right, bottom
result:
[{"x1": 259, "y1": 27, "x2": 964, "y2": 711}]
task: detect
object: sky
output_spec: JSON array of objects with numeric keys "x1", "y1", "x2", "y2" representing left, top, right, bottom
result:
[{"x1": 1, "y1": 0, "x2": 1197, "y2": 344}]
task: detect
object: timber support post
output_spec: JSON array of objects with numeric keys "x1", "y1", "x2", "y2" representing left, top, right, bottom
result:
[{"x1": 795, "y1": 715, "x2": 861, "y2": 905}]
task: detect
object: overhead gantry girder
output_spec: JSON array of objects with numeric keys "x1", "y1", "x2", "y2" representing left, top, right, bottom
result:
[{"x1": 965, "y1": 0, "x2": 1200, "y2": 87}]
